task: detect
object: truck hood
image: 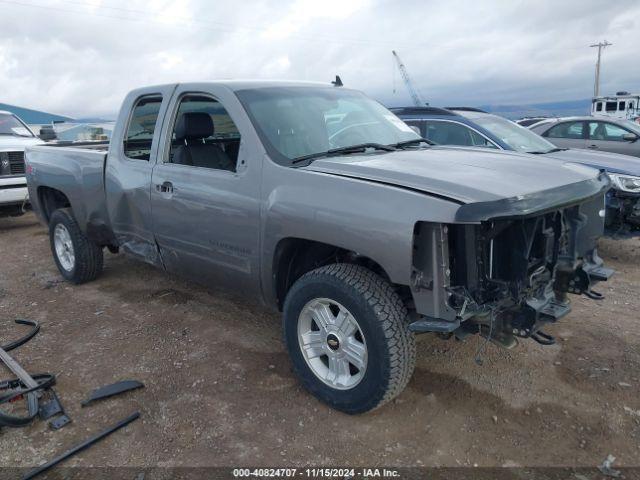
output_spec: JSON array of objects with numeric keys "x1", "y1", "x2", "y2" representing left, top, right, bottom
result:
[
  {"x1": 303, "y1": 146, "x2": 604, "y2": 205},
  {"x1": 543, "y1": 148, "x2": 640, "y2": 176},
  {"x1": 0, "y1": 136, "x2": 43, "y2": 150}
]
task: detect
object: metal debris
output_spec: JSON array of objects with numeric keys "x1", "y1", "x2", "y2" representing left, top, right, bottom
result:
[{"x1": 598, "y1": 454, "x2": 621, "y2": 478}]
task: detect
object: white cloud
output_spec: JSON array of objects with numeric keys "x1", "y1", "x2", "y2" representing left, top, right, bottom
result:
[
  {"x1": 262, "y1": 0, "x2": 369, "y2": 39},
  {"x1": 260, "y1": 55, "x2": 292, "y2": 76},
  {"x1": 0, "y1": 0, "x2": 638, "y2": 118}
]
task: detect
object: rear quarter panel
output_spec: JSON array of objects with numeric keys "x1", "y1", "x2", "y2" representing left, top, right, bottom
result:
[{"x1": 25, "y1": 145, "x2": 109, "y2": 231}]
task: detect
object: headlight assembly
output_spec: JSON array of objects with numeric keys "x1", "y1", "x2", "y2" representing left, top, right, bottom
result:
[{"x1": 609, "y1": 173, "x2": 640, "y2": 193}]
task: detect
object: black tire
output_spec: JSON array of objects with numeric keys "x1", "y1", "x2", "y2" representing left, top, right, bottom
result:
[
  {"x1": 49, "y1": 208, "x2": 103, "y2": 284},
  {"x1": 283, "y1": 264, "x2": 416, "y2": 414}
]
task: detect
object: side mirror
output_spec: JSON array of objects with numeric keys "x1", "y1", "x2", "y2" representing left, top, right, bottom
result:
[
  {"x1": 409, "y1": 126, "x2": 421, "y2": 135},
  {"x1": 622, "y1": 132, "x2": 638, "y2": 142}
]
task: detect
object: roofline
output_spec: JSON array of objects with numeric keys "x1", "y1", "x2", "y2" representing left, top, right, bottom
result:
[
  {"x1": 445, "y1": 106, "x2": 488, "y2": 113},
  {"x1": 539, "y1": 116, "x2": 627, "y2": 121},
  {"x1": 0, "y1": 103, "x2": 74, "y2": 121},
  {"x1": 127, "y1": 79, "x2": 340, "y2": 94},
  {"x1": 389, "y1": 106, "x2": 459, "y2": 116},
  {"x1": 593, "y1": 94, "x2": 640, "y2": 99}
]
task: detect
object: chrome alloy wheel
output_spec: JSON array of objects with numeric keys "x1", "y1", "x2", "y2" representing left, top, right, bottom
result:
[
  {"x1": 297, "y1": 298, "x2": 367, "y2": 390},
  {"x1": 53, "y1": 223, "x2": 75, "y2": 271}
]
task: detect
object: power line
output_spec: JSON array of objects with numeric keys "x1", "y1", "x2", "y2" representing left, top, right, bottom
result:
[{"x1": 0, "y1": 0, "x2": 443, "y2": 51}]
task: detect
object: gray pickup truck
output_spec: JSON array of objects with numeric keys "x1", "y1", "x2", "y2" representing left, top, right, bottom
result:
[{"x1": 26, "y1": 81, "x2": 612, "y2": 413}]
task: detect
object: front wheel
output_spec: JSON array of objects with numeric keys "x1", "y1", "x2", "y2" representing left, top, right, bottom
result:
[
  {"x1": 283, "y1": 264, "x2": 416, "y2": 414},
  {"x1": 49, "y1": 208, "x2": 103, "y2": 284}
]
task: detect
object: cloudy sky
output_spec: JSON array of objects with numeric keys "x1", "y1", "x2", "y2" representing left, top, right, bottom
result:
[{"x1": 1, "y1": 0, "x2": 639, "y2": 118}]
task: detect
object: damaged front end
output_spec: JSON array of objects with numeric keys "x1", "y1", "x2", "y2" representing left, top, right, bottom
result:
[
  {"x1": 605, "y1": 188, "x2": 640, "y2": 235},
  {"x1": 409, "y1": 176, "x2": 614, "y2": 348}
]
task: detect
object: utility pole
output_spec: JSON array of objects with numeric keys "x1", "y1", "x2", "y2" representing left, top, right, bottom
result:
[{"x1": 590, "y1": 40, "x2": 612, "y2": 97}]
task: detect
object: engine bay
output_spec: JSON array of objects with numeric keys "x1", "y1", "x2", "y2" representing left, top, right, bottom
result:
[{"x1": 410, "y1": 194, "x2": 614, "y2": 347}]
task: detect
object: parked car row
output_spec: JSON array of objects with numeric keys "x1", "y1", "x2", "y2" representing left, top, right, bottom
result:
[
  {"x1": 393, "y1": 107, "x2": 640, "y2": 233},
  {"x1": 530, "y1": 116, "x2": 640, "y2": 157}
]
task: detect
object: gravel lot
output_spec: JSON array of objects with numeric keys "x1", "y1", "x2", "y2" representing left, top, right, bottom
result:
[{"x1": 0, "y1": 213, "x2": 639, "y2": 472}]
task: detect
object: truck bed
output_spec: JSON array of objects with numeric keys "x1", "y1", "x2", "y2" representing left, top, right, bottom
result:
[
  {"x1": 25, "y1": 143, "x2": 111, "y2": 235},
  {"x1": 42, "y1": 140, "x2": 110, "y2": 151}
]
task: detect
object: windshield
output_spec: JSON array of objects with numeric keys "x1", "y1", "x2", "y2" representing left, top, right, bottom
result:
[
  {"x1": 620, "y1": 119, "x2": 640, "y2": 135},
  {"x1": 0, "y1": 113, "x2": 34, "y2": 137},
  {"x1": 235, "y1": 87, "x2": 420, "y2": 165},
  {"x1": 459, "y1": 111, "x2": 557, "y2": 153}
]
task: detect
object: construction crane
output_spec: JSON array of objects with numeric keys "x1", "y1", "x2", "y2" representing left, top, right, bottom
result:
[{"x1": 392, "y1": 50, "x2": 427, "y2": 106}]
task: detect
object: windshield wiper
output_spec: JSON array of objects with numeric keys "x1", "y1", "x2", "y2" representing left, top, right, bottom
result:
[
  {"x1": 528, "y1": 147, "x2": 568, "y2": 154},
  {"x1": 291, "y1": 143, "x2": 396, "y2": 165},
  {"x1": 390, "y1": 137, "x2": 434, "y2": 149}
]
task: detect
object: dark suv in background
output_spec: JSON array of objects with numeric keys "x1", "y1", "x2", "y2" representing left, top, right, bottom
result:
[{"x1": 392, "y1": 106, "x2": 640, "y2": 233}]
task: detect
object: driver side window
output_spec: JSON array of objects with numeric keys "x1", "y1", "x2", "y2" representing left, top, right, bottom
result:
[{"x1": 167, "y1": 94, "x2": 241, "y2": 171}]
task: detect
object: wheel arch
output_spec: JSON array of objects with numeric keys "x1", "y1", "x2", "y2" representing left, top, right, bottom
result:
[
  {"x1": 272, "y1": 237, "x2": 401, "y2": 310},
  {"x1": 37, "y1": 186, "x2": 71, "y2": 224}
]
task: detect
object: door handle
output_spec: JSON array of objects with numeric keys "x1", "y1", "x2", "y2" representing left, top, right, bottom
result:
[
  {"x1": 156, "y1": 181, "x2": 174, "y2": 194},
  {"x1": 587, "y1": 144, "x2": 599, "y2": 149}
]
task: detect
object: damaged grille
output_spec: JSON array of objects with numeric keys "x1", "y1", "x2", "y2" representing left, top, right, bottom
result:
[
  {"x1": 448, "y1": 208, "x2": 576, "y2": 308},
  {"x1": 489, "y1": 214, "x2": 561, "y2": 301},
  {"x1": 410, "y1": 192, "x2": 609, "y2": 343},
  {"x1": 447, "y1": 190, "x2": 606, "y2": 311}
]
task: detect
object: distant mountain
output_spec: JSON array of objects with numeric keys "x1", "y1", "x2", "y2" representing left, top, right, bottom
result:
[
  {"x1": 75, "y1": 116, "x2": 116, "y2": 123},
  {"x1": 478, "y1": 99, "x2": 592, "y2": 120},
  {"x1": 0, "y1": 102, "x2": 73, "y2": 124}
]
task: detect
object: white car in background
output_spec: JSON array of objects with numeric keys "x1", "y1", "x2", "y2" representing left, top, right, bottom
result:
[{"x1": 0, "y1": 110, "x2": 43, "y2": 216}]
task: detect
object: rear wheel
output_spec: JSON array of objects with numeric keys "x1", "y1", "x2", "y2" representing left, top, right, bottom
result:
[
  {"x1": 283, "y1": 264, "x2": 416, "y2": 414},
  {"x1": 49, "y1": 208, "x2": 103, "y2": 284}
]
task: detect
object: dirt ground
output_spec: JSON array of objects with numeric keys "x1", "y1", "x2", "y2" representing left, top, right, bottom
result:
[{"x1": 0, "y1": 213, "x2": 639, "y2": 472}]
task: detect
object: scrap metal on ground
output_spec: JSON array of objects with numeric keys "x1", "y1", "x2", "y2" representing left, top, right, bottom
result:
[{"x1": 0, "y1": 319, "x2": 64, "y2": 429}]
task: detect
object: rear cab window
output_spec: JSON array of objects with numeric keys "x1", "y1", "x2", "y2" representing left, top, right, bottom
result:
[{"x1": 123, "y1": 96, "x2": 163, "y2": 160}]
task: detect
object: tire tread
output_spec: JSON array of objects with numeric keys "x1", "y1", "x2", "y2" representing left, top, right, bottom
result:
[
  {"x1": 287, "y1": 263, "x2": 416, "y2": 413},
  {"x1": 49, "y1": 208, "x2": 103, "y2": 284}
]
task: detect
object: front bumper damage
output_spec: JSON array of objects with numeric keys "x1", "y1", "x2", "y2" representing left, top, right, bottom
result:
[{"x1": 409, "y1": 174, "x2": 614, "y2": 347}]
